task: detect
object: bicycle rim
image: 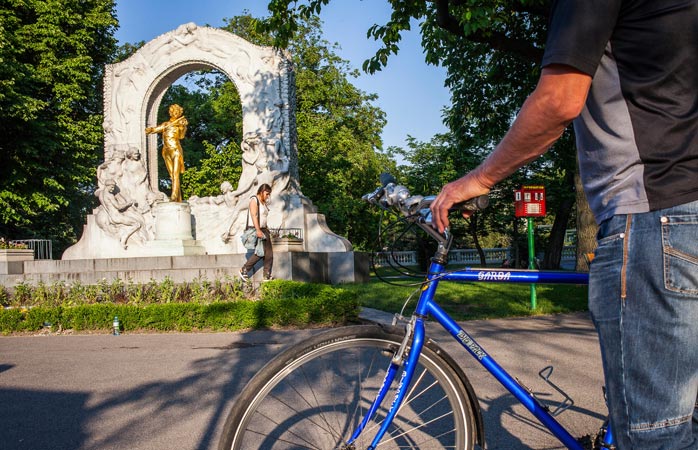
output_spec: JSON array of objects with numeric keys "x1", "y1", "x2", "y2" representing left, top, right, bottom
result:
[{"x1": 220, "y1": 325, "x2": 476, "y2": 450}]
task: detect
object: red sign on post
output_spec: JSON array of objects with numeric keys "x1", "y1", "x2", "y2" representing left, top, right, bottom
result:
[{"x1": 514, "y1": 185, "x2": 546, "y2": 217}]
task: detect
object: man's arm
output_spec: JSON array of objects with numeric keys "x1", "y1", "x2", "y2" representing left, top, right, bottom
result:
[{"x1": 431, "y1": 64, "x2": 592, "y2": 233}]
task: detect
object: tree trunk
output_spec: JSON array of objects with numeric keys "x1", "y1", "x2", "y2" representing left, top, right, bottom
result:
[
  {"x1": 543, "y1": 172, "x2": 575, "y2": 269},
  {"x1": 543, "y1": 196, "x2": 573, "y2": 269},
  {"x1": 511, "y1": 217, "x2": 525, "y2": 268},
  {"x1": 575, "y1": 169, "x2": 598, "y2": 272},
  {"x1": 468, "y1": 214, "x2": 487, "y2": 266}
]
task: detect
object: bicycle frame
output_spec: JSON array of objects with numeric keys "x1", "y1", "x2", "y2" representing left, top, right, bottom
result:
[{"x1": 347, "y1": 261, "x2": 614, "y2": 450}]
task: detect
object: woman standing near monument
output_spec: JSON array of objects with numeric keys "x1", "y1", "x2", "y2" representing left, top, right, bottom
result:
[
  {"x1": 145, "y1": 104, "x2": 187, "y2": 202},
  {"x1": 239, "y1": 184, "x2": 273, "y2": 282}
]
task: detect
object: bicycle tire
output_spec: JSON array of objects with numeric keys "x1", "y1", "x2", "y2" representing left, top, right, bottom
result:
[{"x1": 218, "y1": 324, "x2": 480, "y2": 450}]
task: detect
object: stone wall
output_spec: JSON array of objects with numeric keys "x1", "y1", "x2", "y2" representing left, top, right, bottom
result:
[{"x1": 1, "y1": 252, "x2": 369, "y2": 287}]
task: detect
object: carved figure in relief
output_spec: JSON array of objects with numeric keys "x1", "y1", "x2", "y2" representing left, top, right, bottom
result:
[
  {"x1": 148, "y1": 22, "x2": 197, "y2": 57},
  {"x1": 231, "y1": 136, "x2": 264, "y2": 199},
  {"x1": 214, "y1": 181, "x2": 236, "y2": 208},
  {"x1": 96, "y1": 179, "x2": 147, "y2": 249},
  {"x1": 146, "y1": 104, "x2": 188, "y2": 202},
  {"x1": 113, "y1": 55, "x2": 148, "y2": 132},
  {"x1": 189, "y1": 181, "x2": 235, "y2": 208},
  {"x1": 120, "y1": 148, "x2": 147, "y2": 191},
  {"x1": 97, "y1": 150, "x2": 126, "y2": 188},
  {"x1": 188, "y1": 181, "x2": 238, "y2": 243},
  {"x1": 121, "y1": 147, "x2": 164, "y2": 214}
]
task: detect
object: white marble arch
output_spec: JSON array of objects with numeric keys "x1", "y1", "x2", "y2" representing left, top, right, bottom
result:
[
  {"x1": 103, "y1": 22, "x2": 298, "y2": 190},
  {"x1": 62, "y1": 23, "x2": 352, "y2": 260}
]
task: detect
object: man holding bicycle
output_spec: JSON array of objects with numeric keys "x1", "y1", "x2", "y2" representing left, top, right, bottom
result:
[{"x1": 432, "y1": 1, "x2": 698, "y2": 448}]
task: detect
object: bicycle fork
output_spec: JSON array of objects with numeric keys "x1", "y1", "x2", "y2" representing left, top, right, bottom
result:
[{"x1": 343, "y1": 318, "x2": 426, "y2": 450}]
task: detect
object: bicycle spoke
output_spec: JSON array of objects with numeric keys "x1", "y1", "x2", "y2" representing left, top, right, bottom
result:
[
  {"x1": 247, "y1": 408, "x2": 324, "y2": 449},
  {"x1": 220, "y1": 327, "x2": 475, "y2": 450}
]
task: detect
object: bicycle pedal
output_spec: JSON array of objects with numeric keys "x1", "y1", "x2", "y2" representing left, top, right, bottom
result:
[{"x1": 538, "y1": 365, "x2": 575, "y2": 417}]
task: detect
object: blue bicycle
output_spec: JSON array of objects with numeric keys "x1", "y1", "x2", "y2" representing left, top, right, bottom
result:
[{"x1": 218, "y1": 175, "x2": 613, "y2": 450}]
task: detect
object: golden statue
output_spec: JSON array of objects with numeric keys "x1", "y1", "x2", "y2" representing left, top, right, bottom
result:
[{"x1": 146, "y1": 104, "x2": 188, "y2": 202}]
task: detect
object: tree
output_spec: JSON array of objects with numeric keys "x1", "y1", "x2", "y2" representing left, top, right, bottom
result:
[
  {"x1": 241, "y1": 14, "x2": 394, "y2": 248},
  {"x1": 260, "y1": 0, "x2": 596, "y2": 269},
  {"x1": 427, "y1": 8, "x2": 578, "y2": 269},
  {"x1": 0, "y1": 0, "x2": 118, "y2": 254}
]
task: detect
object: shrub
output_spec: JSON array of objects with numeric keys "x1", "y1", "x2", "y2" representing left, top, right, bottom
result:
[
  {"x1": 0, "y1": 238, "x2": 28, "y2": 249},
  {"x1": 0, "y1": 279, "x2": 361, "y2": 334}
]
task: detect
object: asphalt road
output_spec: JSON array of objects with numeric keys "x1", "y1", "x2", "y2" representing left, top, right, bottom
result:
[{"x1": 0, "y1": 310, "x2": 606, "y2": 450}]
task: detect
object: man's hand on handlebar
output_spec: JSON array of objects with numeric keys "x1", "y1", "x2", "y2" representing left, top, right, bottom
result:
[{"x1": 430, "y1": 173, "x2": 491, "y2": 234}]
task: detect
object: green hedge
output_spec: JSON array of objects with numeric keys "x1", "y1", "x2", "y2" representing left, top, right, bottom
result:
[
  {"x1": 0, "y1": 280, "x2": 360, "y2": 334},
  {"x1": 0, "y1": 277, "x2": 247, "y2": 307}
]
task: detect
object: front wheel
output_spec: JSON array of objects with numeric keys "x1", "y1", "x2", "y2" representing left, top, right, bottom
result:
[{"x1": 218, "y1": 324, "x2": 480, "y2": 450}]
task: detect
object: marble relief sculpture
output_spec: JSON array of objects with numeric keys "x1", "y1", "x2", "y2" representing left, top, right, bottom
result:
[{"x1": 62, "y1": 23, "x2": 351, "y2": 260}]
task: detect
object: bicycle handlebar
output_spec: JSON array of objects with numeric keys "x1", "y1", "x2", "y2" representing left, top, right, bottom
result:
[
  {"x1": 362, "y1": 173, "x2": 489, "y2": 222},
  {"x1": 362, "y1": 173, "x2": 489, "y2": 257}
]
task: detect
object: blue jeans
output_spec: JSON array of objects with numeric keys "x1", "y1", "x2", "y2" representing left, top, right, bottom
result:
[{"x1": 589, "y1": 201, "x2": 698, "y2": 449}]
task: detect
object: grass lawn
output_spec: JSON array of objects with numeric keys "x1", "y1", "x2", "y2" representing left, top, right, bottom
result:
[{"x1": 344, "y1": 268, "x2": 589, "y2": 321}]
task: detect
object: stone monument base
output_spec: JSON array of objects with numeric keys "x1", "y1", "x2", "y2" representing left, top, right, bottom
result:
[
  {"x1": 0, "y1": 252, "x2": 369, "y2": 287},
  {"x1": 144, "y1": 239, "x2": 206, "y2": 256},
  {"x1": 144, "y1": 202, "x2": 206, "y2": 256},
  {"x1": 153, "y1": 201, "x2": 195, "y2": 240},
  {"x1": 0, "y1": 249, "x2": 35, "y2": 275}
]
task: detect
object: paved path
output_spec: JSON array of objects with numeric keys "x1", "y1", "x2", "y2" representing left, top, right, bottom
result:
[{"x1": 0, "y1": 310, "x2": 605, "y2": 450}]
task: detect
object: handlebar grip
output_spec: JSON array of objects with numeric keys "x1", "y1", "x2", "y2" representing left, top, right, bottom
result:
[{"x1": 450, "y1": 195, "x2": 489, "y2": 212}]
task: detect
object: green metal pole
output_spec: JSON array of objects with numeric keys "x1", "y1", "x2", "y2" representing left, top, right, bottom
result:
[{"x1": 527, "y1": 217, "x2": 537, "y2": 310}]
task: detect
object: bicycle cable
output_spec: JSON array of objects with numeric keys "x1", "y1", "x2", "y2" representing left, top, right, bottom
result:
[{"x1": 371, "y1": 213, "x2": 476, "y2": 288}]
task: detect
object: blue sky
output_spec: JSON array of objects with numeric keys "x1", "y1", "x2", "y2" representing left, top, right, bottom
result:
[{"x1": 113, "y1": 0, "x2": 450, "y2": 150}]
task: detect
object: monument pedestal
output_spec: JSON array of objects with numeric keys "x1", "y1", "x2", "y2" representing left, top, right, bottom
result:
[
  {"x1": 271, "y1": 238, "x2": 304, "y2": 252},
  {"x1": 145, "y1": 202, "x2": 205, "y2": 256},
  {"x1": 0, "y1": 249, "x2": 34, "y2": 275}
]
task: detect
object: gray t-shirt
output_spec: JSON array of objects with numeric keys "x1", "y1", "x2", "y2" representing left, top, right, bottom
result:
[{"x1": 542, "y1": 0, "x2": 698, "y2": 223}]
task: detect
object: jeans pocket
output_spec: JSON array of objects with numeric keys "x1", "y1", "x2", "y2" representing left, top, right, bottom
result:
[
  {"x1": 589, "y1": 231, "x2": 626, "y2": 321},
  {"x1": 596, "y1": 231, "x2": 625, "y2": 247},
  {"x1": 661, "y1": 214, "x2": 698, "y2": 295}
]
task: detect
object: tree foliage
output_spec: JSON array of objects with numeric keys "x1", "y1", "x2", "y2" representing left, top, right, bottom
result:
[
  {"x1": 0, "y1": 0, "x2": 118, "y2": 252},
  {"x1": 261, "y1": 0, "x2": 590, "y2": 268},
  {"x1": 286, "y1": 16, "x2": 393, "y2": 248},
  {"x1": 261, "y1": 0, "x2": 550, "y2": 71}
]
